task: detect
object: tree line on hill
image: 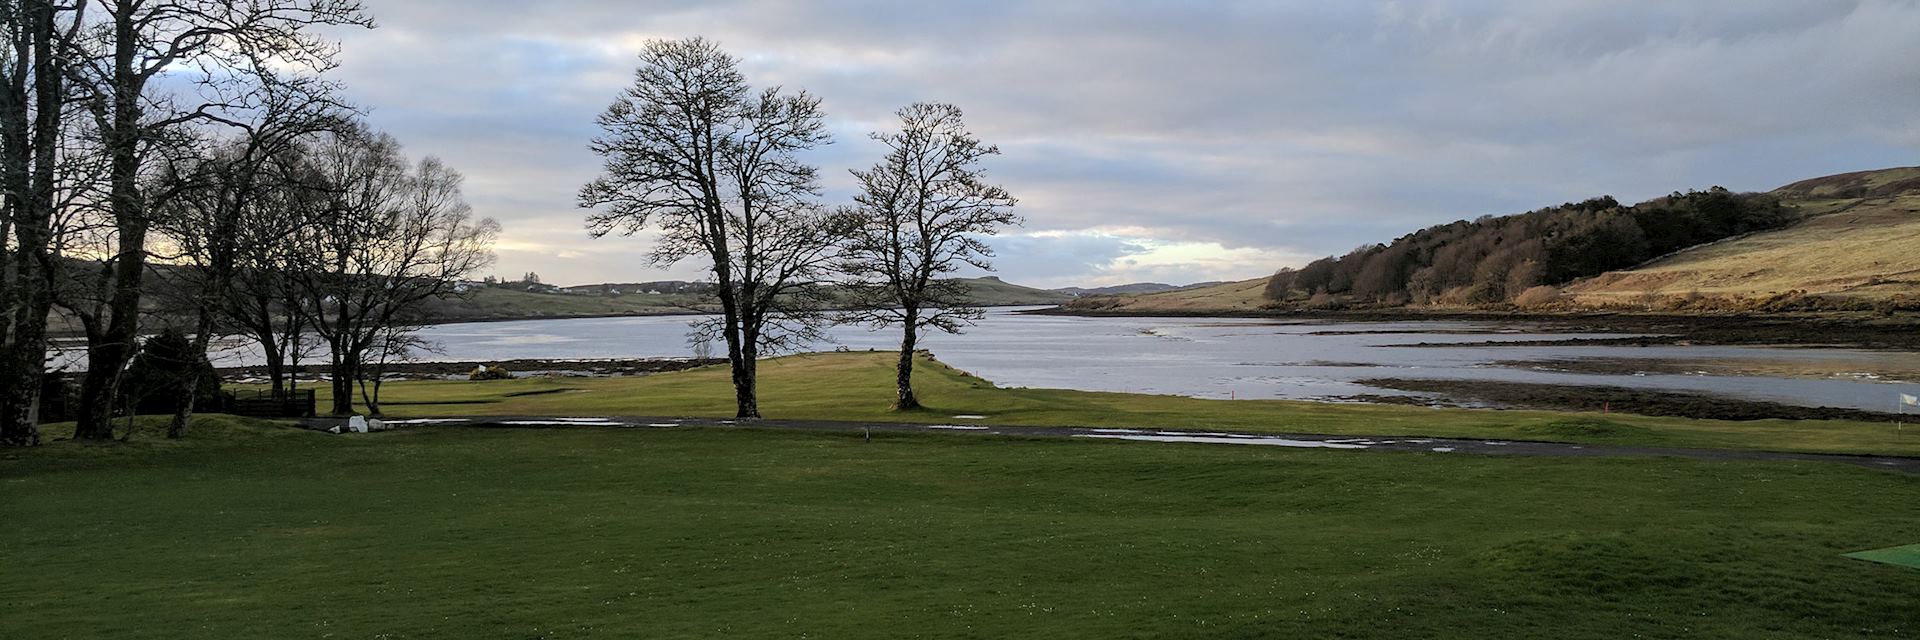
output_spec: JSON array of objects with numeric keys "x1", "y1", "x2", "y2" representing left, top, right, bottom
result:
[
  {"x1": 1, "y1": 1, "x2": 497, "y2": 445},
  {"x1": 1264, "y1": 188, "x2": 1795, "y2": 307}
]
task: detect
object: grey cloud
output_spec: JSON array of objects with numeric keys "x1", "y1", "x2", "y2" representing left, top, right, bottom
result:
[{"x1": 318, "y1": 0, "x2": 1920, "y2": 286}]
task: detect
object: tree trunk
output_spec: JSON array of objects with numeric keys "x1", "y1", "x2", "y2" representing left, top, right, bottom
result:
[
  {"x1": 1, "y1": 265, "x2": 52, "y2": 446},
  {"x1": 75, "y1": 8, "x2": 149, "y2": 442},
  {"x1": 168, "y1": 311, "x2": 217, "y2": 439},
  {"x1": 733, "y1": 340, "x2": 760, "y2": 419},
  {"x1": 731, "y1": 315, "x2": 760, "y2": 419},
  {"x1": 356, "y1": 372, "x2": 383, "y2": 417},
  {"x1": 259, "y1": 337, "x2": 286, "y2": 397},
  {"x1": 0, "y1": 378, "x2": 42, "y2": 446},
  {"x1": 893, "y1": 321, "x2": 920, "y2": 411},
  {"x1": 73, "y1": 346, "x2": 121, "y2": 440},
  {"x1": 0, "y1": 0, "x2": 63, "y2": 447},
  {"x1": 0, "y1": 298, "x2": 47, "y2": 444},
  {"x1": 329, "y1": 353, "x2": 356, "y2": 415}
]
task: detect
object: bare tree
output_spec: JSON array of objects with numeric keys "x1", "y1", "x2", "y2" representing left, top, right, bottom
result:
[
  {"x1": 295, "y1": 126, "x2": 497, "y2": 416},
  {"x1": 57, "y1": 0, "x2": 371, "y2": 440},
  {"x1": 839, "y1": 103, "x2": 1018, "y2": 410},
  {"x1": 580, "y1": 37, "x2": 844, "y2": 419},
  {"x1": 0, "y1": 0, "x2": 86, "y2": 446},
  {"x1": 356, "y1": 323, "x2": 428, "y2": 415},
  {"x1": 150, "y1": 84, "x2": 347, "y2": 437},
  {"x1": 219, "y1": 141, "x2": 328, "y2": 398}
]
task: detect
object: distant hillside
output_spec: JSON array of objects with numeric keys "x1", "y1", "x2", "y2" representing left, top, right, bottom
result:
[
  {"x1": 559, "y1": 281, "x2": 713, "y2": 295},
  {"x1": 1564, "y1": 167, "x2": 1920, "y2": 306},
  {"x1": 1254, "y1": 188, "x2": 1794, "y2": 309},
  {"x1": 417, "y1": 287, "x2": 718, "y2": 323},
  {"x1": 1060, "y1": 278, "x2": 1268, "y2": 313},
  {"x1": 414, "y1": 276, "x2": 1070, "y2": 324},
  {"x1": 1053, "y1": 283, "x2": 1180, "y2": 297},
  {"x1": 944, "y1": 276, "x2": 1076, "y2": 306},
  {"x1": 1059, "y1": 166, "x2": 1920, "y2": 316}
]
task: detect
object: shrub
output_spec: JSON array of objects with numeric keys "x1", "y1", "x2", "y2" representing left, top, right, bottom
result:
[
  {"x1": 469, "y1": 365, "x2": 513, "y2": 380},
  {"x1": 121, "y1": 327, "x2": 222, "y2": 415},
  {"x1": 1512, "y1": 285, "x2": 1562, "y2": 308}
]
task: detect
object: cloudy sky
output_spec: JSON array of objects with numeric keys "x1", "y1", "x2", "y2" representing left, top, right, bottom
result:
[{"x1": 318, "y1": 1, "x2": 1920, "y2": 288}]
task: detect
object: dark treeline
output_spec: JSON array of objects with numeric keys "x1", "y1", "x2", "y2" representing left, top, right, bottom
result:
[
  {"x1": 2, "y1": 1, "x2": 503, "y2": 445},
  {"x1": 1265, "y1": 187, "x2": 1794, "y2": 307}
]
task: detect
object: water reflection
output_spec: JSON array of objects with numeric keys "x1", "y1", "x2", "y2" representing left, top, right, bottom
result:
[{"x1": 138, "y1": 307, "x2": 1920, "y2": 412}]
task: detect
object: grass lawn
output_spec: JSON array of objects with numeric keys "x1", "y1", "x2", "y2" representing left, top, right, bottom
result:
[
  {"x1": 4, "y1": 417, "x2": 1919, "y2": 638},
  {"x1": 303, "y1": 351, "x2": 1920, "y2": 457}
]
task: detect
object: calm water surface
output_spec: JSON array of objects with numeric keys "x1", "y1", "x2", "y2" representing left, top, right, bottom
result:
[{"x1": 194, "y1": 306, "x2": 1920, "y2": 413}]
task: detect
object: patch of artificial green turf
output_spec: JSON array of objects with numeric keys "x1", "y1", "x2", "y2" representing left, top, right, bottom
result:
[
  {"x1": 1845, "y1": 544, "x2": 1920, "y2": 570},
  {"x1": 4, "y1": 420, "x2": 1920, "y2": 638},
  {"x1": 260, "y1": 351, "x2": 1920, "y2": 457}
]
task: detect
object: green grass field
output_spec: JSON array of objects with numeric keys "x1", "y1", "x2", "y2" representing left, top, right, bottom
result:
[
  {"x1": 5, "y1": 416, "x2": 1919, "y2": 638},
  {"x1": 307, "y1": 351, "x2": 1920, "y2": 457},
  {"x1": 11, "y1": 353, "x2": 1920, "y2": 637}
]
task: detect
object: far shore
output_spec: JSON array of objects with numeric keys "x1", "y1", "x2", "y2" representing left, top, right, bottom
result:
[{"x1": 1029, "y1": 305, "x2": 1920, "y2": 350}]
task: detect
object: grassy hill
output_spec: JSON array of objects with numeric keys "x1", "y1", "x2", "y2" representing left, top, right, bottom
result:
[
  {"x1": 947, "y1": 276, "x2": 1075, "y2": 306},
  {"x1": 1053, "y1": 282, "x2": 1179, "y2": 296},
  {"x1": 417, "y1": 287, "x2": 718, "y2": 323},
  {"x1": 1058, "y1": 278, "x2": 1268, "y2": 313},
  {"x1": 1565, "y1": 167, "x2": 1920, "y2": 304},
  {"x1": 1063, "y1": 167, "x2": 1920, "y2": 316}
]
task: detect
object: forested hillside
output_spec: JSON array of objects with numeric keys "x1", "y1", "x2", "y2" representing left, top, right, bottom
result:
[
  {"x1": 1263, "y1": 188, "x2": 1793, "y2": 307},
  {"x1": 1565, "y1": 167, "x2": 1920, "y2": 307}
]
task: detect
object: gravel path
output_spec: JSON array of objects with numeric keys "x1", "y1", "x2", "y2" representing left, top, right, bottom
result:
[{"x1": 318, "y1": 415, "x2": 1920, "y2": 474}]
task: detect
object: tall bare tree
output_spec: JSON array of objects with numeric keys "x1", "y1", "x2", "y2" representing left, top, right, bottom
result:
[
  {"x1": 581, "y1": 37, "x2": 844, "y2": 419},
  {"x1": 212, "y1": 141, "x2": 328, "y2": 399},
  {"x1": 58, "y1": 0, "x2": 370, "y2": 439},
  {"x1": 839, "y1": 103, "x2": 1018, "y2": 410},
  {"x1": 295, "y1": 126, "x2": 497, "y2": 416},
  {"x1": 150, "y1": 84, "x2": 347, "y2": 437},
  {"x1": 0, "y1": 0, "x2": 81, "y2": 446}
]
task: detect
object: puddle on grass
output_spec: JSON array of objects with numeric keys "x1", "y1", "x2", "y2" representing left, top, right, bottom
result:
[
  {"x1": 952, "y1": 414, "x2": 988, "y2": 419},
  {"x1": 1074, "y1": 434, "x2": 1369, "y2": 449}
]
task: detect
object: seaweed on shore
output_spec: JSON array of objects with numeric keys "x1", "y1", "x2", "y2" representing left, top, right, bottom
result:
[{"x1": 1354, "y1": 377, "x2": 1904, "y2": 422}]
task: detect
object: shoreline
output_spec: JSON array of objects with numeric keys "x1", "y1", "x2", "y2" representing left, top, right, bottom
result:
[
  {"x1": 1349, "y1": 377, "x2": 1908, "y2": 423},
  {"x1": 1027, "y1": 306, "x2": 1920, "y2": 350},
  {"x1": 217, "y1": 356, "x2": 726, "y2": 381}
]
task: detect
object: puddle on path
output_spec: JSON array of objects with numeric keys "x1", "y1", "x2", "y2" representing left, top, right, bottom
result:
[{"x1": 1074, "y1": 434, "x2": 1369, "y2": 449}]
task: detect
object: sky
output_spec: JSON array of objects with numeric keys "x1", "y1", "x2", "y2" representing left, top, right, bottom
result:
[{"x1": 316, "y1": 1, "x2": 1920, "y2": 288}]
